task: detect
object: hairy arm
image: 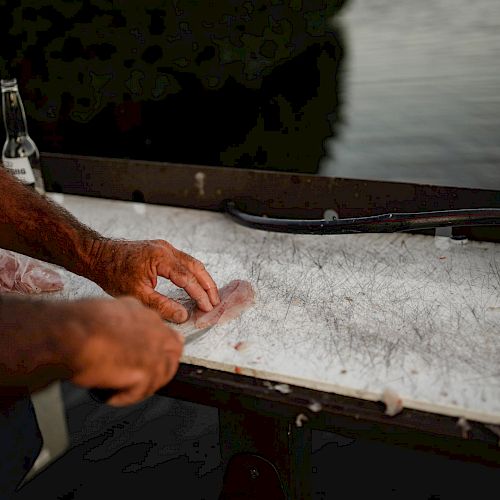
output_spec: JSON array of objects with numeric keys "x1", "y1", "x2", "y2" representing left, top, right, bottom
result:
[
  {"x1": 0, "y1": 167, "x2": 102, "y2": 276},
  {"x1": 0, "y1": 295, "x2": 79, "y2": 390},
  {"x1": 0, "y1": 167, "x2": 219, "y2": 320}
]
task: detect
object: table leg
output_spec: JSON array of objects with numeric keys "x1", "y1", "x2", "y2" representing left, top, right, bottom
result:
[{"x1": 218, "y1": 408, "x2": 312, "y2": 499}]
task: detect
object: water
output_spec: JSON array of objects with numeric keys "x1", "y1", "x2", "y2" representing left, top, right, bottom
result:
[{"x1": 318, "y1": 0, "x2": 500, "y2": 189}]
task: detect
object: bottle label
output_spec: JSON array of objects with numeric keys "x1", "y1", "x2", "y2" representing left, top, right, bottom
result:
[{"x1": 1, "y1": 156, "x2": 35, "y2": 185}]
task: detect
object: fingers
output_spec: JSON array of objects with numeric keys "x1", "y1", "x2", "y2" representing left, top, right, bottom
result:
[
  {"x1": 107, "y1": 381, "x2": 154, "y2": 407},
  {"x1": 176, "y1": 251, "x2": 220, "y2": 307},
  {"x1": 107, "y1": 333, "x2": 182, "y2": 407},
  {"x1": 144, "y1": 290, "x2": 189, "y2": 322},
  {"x1": 162, "y1": 262, "x2": 214, "y2": 313},
  {"x1": 156, "y1": 247, "x2": 220, "y2": 311},
  {"x1": 101, "y1": 368, "x2": 146, "y2": 407}
]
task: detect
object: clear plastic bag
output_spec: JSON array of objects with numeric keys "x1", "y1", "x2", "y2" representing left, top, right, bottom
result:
[{"x1": 0, "y1": 249, "x2": 64, "y2": 294}]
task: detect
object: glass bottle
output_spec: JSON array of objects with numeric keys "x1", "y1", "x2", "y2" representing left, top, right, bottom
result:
[{"x1": 1, "y1": 78, "x2": 45, "y2": 195}]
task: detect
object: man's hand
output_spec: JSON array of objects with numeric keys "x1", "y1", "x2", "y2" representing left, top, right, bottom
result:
[
  {"x1": 69, "y1": 297, "x2": 184, "y2": 406},
  {"x1": 0, "y1": 296, "x2": 184, "y2": 405},
  {"x1": 86, "y1": 239, "x2": 220, "y2": 323}
]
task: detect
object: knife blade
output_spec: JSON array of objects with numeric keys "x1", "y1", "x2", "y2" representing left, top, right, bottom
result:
[{"x1": 183, "y1": 325, "x2": 214, "y2": 345}]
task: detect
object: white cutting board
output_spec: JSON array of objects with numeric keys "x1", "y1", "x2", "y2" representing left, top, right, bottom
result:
[{"x1": 45, "y1": 194, "x2": 500, "y2": 425}]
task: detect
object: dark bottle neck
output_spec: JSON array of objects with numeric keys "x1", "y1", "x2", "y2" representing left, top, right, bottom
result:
[{"x1": 2, "y1": 87, "x2": 29, "y2": 139}]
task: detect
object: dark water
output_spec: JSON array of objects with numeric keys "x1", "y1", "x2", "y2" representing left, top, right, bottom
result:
[
  {"x1": 319, "y1": 0, "x2": 500, "y2": 189},
  {"x1": 2, "y1": 0, "x2": 498, "y2": 189}
]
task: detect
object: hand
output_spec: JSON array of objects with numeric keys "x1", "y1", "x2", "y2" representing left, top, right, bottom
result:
[
  {"x1": 86, "y1": 239, "x2": 220, "y2": 323},
  {"x1": 68, "y1": 296, "x2": 184, "y2": 406}
]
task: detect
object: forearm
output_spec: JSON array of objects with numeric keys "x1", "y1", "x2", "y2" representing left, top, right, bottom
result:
[
  {"x1": 0, "y1": 167, "x2": 105, "y2": 276},
  {"x1": 0, "y1": 295, "x2": 81, "y2": 390}
]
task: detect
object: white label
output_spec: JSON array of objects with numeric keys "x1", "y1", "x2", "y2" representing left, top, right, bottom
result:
[{"x1": 1, "y1": 156, "x2": 36, "y2": 185}]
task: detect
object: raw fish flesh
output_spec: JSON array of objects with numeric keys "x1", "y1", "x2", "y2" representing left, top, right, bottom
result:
[
  {"x1": 192, "y1": 279, "x2": 255, "y2": 329},
  {"x1": 0, "y1": 249, "x2": 64, "y2": 294}
]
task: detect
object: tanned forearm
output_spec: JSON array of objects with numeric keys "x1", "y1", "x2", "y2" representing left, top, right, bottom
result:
[
  {"x1": 0, "y1": 295, "x2": 81, "y2": 390},
  {"x1": 0, "y1": 167, "x2": 106, "y2": 276}
]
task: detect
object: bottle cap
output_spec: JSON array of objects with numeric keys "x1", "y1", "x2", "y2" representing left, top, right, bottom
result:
[{"x1": 1, "y1": 79, "x2": 18, "y2": 92}]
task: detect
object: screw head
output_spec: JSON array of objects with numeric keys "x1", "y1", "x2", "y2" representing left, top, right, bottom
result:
[{"x1": 249, "y1": 467, "x2": 259, "y2": 480}]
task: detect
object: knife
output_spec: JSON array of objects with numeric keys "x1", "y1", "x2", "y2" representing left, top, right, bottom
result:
[
  {"x1": 89, "y1": 325, "x2": 214, "y2": 403},
  {"x1": 183, "y1": 325, "x2": 214, "y2": 345}
]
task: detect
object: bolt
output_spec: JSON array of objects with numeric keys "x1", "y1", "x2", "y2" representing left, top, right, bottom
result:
[{"x1": 249, "y1": 467, "x2": 259, "y2": 480}]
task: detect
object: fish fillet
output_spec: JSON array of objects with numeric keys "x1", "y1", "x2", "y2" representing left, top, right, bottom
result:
[
  {"x1": 0, "y1": 249, "x2": 64, "y2": 294},
  {"x1": 192, "y1": 279, "x2": 255, "y2": 329}
]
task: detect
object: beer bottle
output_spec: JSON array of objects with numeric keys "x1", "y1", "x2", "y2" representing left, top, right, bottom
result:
[{"x1": 1, "y1": 78, "x2": 45, "y2": 195}]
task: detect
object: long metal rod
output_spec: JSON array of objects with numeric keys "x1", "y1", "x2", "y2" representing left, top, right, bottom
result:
[{"x1": 225, "y1": 201, "x2": 500, "y2": 235}]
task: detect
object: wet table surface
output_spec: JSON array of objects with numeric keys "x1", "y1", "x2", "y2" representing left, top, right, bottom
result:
[{"x1": 43, "y1": 193, "x2": 500, "y2": 425}]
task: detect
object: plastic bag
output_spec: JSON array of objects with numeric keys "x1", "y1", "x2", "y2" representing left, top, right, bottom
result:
[{"x1": 0, "y1": 249, "x2": 64, "y2": 294}]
